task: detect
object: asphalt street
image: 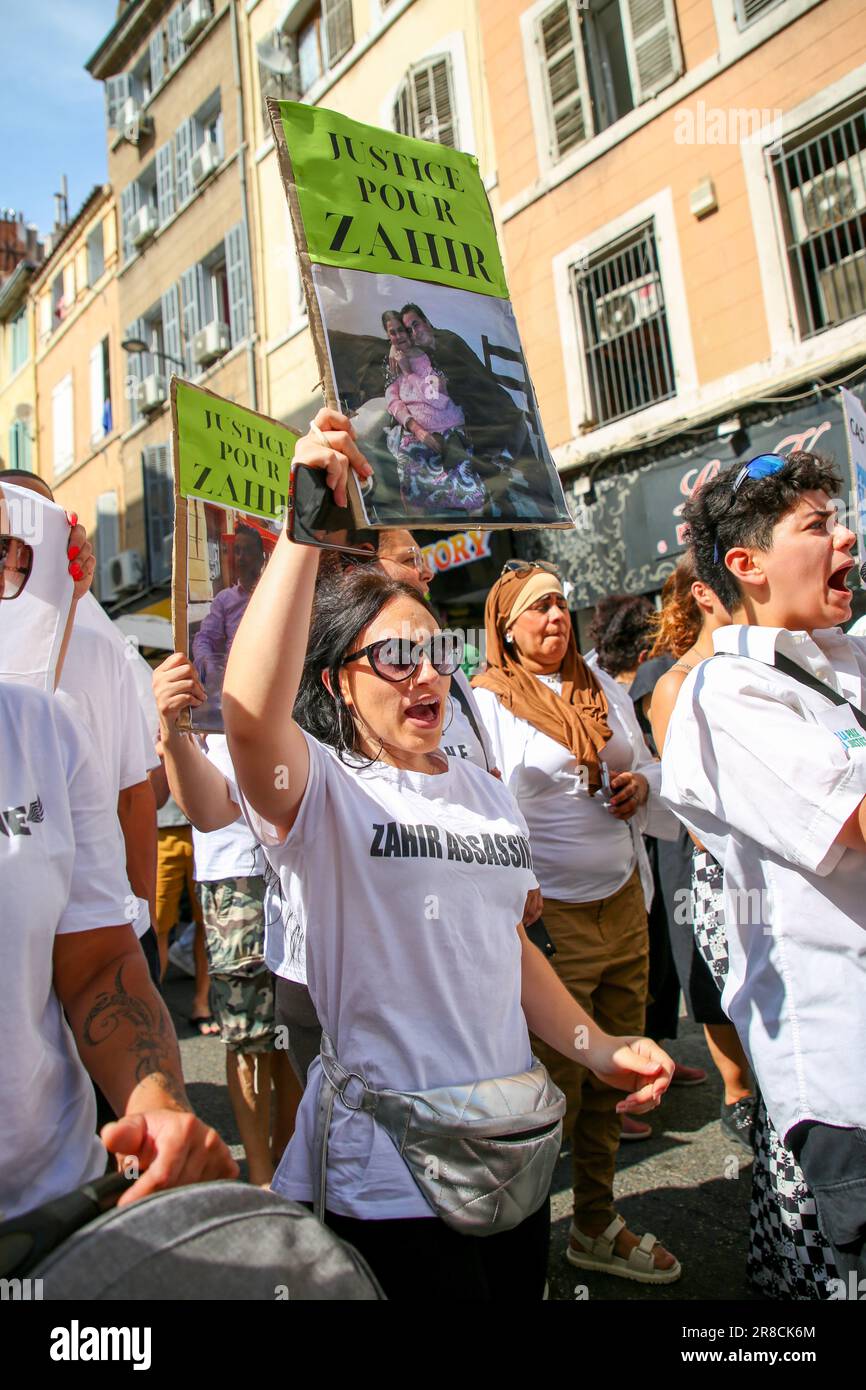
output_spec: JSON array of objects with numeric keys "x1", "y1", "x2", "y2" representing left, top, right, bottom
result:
[{"x1": 165, "y1": 968, "x2": 760, "y2": 1303}]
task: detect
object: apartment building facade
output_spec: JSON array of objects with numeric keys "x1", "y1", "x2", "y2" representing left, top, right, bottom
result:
[
  {"x1": 87, "y1": 0, "x2": 257, "y2": 616},
  {"x1": 478, "y1": 0, "x2": 866, "y2": 629},
  {"x1": 28, "y1": 186, "x2": 124, "y2": 601}
]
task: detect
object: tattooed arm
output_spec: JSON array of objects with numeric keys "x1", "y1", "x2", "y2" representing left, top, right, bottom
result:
[{"x1": 53, "y1": 924, "x2": 237, "y2": 1203}]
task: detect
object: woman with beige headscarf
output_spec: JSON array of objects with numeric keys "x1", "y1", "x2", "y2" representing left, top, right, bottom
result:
[{"x1": 473, "y1": 562, "x2": 682, "y2": 1284}]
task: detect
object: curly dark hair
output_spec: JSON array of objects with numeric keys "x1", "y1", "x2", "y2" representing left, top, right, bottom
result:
[
  {"x1": 683, "y1": 451, "x2": 841, "y2": 613},
  {"x1": 647, "y1": 553, "x2": 702, "y2": 659},
  {"x1": 591, "y1": 594, "x2": 655, "y2": 677},
  {"x1": 294, "y1": 566, "x2": 436, "y2": 761}
]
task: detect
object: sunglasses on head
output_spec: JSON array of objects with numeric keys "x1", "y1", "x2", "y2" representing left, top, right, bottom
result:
[
  {"x1": 342, "y1": 633, "x2": 463, "y2": 683},
  {"x1": 501, "y1": 559, "x2": 560, "y2": 579},
  {"x1": 713, "y1": 453, "x2": 787, "y2": 564},
  {"x1": 0, "y1": 535, "x2": 34, "y2": 600}
]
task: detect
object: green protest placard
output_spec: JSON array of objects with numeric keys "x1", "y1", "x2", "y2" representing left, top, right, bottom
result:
[
  {"x1": 276, "y1": 101, "x2": 507, "y2": 299},
  {"x1": 269, "y1": 99, "x2": 573, "y2": 532},
  {"x1": 171, "y1": 380, "x2": 298, "y2": 732},
  {"x1": 174, "y1": 378, "x2": 297, "y2": 520}
]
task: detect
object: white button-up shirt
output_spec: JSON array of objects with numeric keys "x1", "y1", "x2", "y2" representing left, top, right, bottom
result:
[{"x1": 661, "y1": 623, "x2": 866, "y2": 1142}]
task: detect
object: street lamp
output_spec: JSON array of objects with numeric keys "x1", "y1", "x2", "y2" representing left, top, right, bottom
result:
[{"x1": 121, "y1": 338, "x2": 185, "y2": 372}]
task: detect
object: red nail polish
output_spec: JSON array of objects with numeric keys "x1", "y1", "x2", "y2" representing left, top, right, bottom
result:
[
  {"x1": 70, "y1": 563, "x2": 83, "y2": 581},
  {"x1": 67, "y1": 545, "x2": 80, "y2": 561},
  {"x1": 68, "y1": 512, "x2": 78, "y2": 528}
]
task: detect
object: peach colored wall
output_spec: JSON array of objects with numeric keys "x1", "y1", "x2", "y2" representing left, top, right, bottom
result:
[{"x1": 479, "y1": 0, "x2": 866, "y2": 449}]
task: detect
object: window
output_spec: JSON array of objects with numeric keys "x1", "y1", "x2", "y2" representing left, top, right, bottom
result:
[
  {"x1": 105, "y1": 74, "x2": 133, "y2": 130},
  {"x1": 179, "y1": 223, "x2": 252, "y2": 372},
  {"x1": 572, "y1": 222, "x2": 675, "y2": 425},
  {"x1": 8, "y1": 420, "x2": 31, "y2": 472},
  {"x1": 735, "y1": 0, "x2": 787, "y2": 28},
  {"x1": 142, "y1": 443, "x2": 174, "y2": 584},
  {"x1": 125, "y1": 318, "x2": 146, "y2": 426},
  {"x1": 52, "y1": 373, "x2": 75, "y2": 477},
  {"x1": 10, "y1": 308, "x2": 29, "y2": 373},
  {"x1": 771, "y1": 102, "x2": 866, "y2": 339},
  {"x1": 265, "y1": 0, "x2": 354, "y2": 102},
  {"x1": 51, "y1": 273, "x2": 66, "y2": 327},
  {"x1": 89, "y1": 338, "x2": 113, "y2": 445},
  {"x1": 394, "y1": 57, "x2": 457, "y2": 147},
  {"x1": 194, "y1": 90, "x2": 224, "y2": 160},
  {"x1": 536, "y1": 0, "x2": 682, "y2": 161},
  {"x1": 87, "y1": 221, "x2": 105, "y2": 286}
]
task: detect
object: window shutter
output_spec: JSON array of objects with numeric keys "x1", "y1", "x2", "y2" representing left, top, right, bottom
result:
[
  {"x1": 120, "y1": 182, "x2": 141, "y2": 263},
  {"x1": 181, "y1": 265, "x2": 206, "y2": 374},
  {"x1": 225, "y1": 222, "x2": 252, "y2": 346},
  {"x1": 411, "y1": 57, "x2": 457, "y2": 148},
  {"x1": 89, "y1": 343, "x2": 105, "y2": 444},
  {"x1": 322, "y1": 0, "x2": 354, "y2": 68},
  {"x1": 143, "y1": 443, "x2": 174, "y2": 584},
  {"x1": 95, "y1": 491, "x2": 120, "y2": 598},
  {"x1": 620, "y1": 0, "x2": 683, "y2": 104},
  {"x1": 9, "y1": 420, "x2": 31, "y2": 471},
  {"x1": 156, "y1": 142, "x2": 175, "y2": 226},
  {"x1": 167, "y1": 4, "x2": 185, "y2": 68},
  {"x1": 161, "y1": 284, "x2": 183, "y2": 373},
  {"x1": 538, "y1": 1, "x2": 592, "y2": 159},
  {"x1": 126, "y1": 319, "x2": 146, "y2": 426},
  {"x1": 52, "y1": 374, "x2": 74, "y2": 476},
  {"x1": 174, "y1": 119, "x2": 195, "y2": 206},
  {"x1": 150, "y1": 29, "x2": 165, "y2": 89},
  {"x1": 106, "y1": 74, "x2": 132, "y2": 129}
]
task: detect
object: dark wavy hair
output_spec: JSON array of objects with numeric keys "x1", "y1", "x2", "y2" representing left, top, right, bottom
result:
[
  {"x1": 590, "y1": 594, "x2": 655, "y2": 676},
  {"x1": 648, "y1": 552, "x2": 701, "y2": 659},
  {"x1": 293, "y1": 566, "x2": 436, "y2": 761},
  {"x1": 684, "y1": 451, "x2": 841, "y2": 613}
]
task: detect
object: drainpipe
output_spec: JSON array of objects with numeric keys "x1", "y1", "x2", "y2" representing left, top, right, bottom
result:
[{"x1": 230, "y1": 0, "x2": 258, "y2": 412}]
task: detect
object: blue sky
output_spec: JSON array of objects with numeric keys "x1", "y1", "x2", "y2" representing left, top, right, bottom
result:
[{"x1": 2, "y1": 2, "x2": 116, "y2": 237}]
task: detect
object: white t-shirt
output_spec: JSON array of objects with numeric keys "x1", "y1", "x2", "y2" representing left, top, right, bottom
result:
[
  {"x1": 661, "y1": 624, "x2": 866, "y2": 1142},
  {"x1": 56, "y1": 623, "x2": 159, "y2": 937},
  {"x1": 193, "y1": 735, "x2": 263, "y2": 882},
  {"x1": 441, "y1": 668, "x2": 496, "y2": 771},
  {"x1": 244, "y1": 730, "x2": 537, "y2": 1219},
  {"x1": 474, "y1": 667, "x2": 665, "y2": 903},
  {"x1": 0, "y1": 683, "x2": 131, "y2": 1219}
]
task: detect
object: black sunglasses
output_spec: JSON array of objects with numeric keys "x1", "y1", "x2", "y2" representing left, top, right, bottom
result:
[
  {"x1": 0, "y1": 535, "x2": 34, "y2": 600},
  {"x1": 342, "y1": 634, "x2": 463, "y2": 683}
]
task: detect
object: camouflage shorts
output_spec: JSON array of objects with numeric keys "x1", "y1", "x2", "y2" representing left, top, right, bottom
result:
[{"x1": 198, "y1": 876, "x2": 276, "y2": 1053}]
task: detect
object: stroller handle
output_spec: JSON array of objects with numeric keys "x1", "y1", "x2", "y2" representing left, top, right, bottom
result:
[{"x1": 0, "y1": 1170, "x2": 130, "y2": 1279}]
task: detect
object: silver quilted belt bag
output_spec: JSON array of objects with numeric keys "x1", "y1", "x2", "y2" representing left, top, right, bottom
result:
[{"x1": 312, "y1": 1032, "x2": 565, "y2": 1235}]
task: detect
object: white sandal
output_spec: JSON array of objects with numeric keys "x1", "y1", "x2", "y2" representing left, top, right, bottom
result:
[{"x1": 566, "y1": 1214, "x2": 682, "y2": 1284}]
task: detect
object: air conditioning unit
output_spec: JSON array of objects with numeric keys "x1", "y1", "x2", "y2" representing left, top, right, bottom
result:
[
  {"x1": 181, "y1": 0, "x2": 212, "y2": 46},
  {"x1": 818, "y1": 249, "x2": 866, "y2": 325},
  {"x1": 790, "y1": 159, "x2": 866, "y2": 243},
  {"x1": 594, "y1": 274, "x2": 661, "y2": 343},
  {"x1": 138, "y1": 374, "x2": 168, "y2": 414},
  {"x1": 119, "y1": 96, "x2": 152, "y2": 145},
  {"x1": 192, "y1": 320, "x2": 230, "y2": 367},
  {"x1": 108, "y1": 550, "x2": 145, "y2": 595},
  {"x1": 130, "y1": 204, "x2": 158, "y2": 248},
  {"x1": 191, "y1": 137, "x2": 221, "y2": 188}
]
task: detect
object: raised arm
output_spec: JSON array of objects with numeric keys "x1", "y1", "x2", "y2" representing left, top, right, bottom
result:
[
  {"x1": 222, "y1": 409, "x2": 372, "y2": 838},
  {"x1": 152, "y1": 653, "x2": 240, "y2": 831}
]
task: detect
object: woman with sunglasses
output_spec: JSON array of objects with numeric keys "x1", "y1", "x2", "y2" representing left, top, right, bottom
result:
[
  {"x1": 221, "y1": 410, "x2": 675, "y2": 1301},
  {"x1": 0, "y1": 485, "x2": 237, "y2": 1219},
  {"x1": 471, "y1": 561, "x2": 682, "y2": 1284}
]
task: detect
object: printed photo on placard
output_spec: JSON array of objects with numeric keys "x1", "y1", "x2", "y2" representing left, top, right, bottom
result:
[
  {"x1": 311, "y1": 265, "x2": 567, "y2": 527},
  {"x1": 268, "y1": 98, "x2": 573, "y2": 532}
]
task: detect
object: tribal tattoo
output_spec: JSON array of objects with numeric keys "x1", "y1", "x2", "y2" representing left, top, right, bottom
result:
[{"x1": 83, "y1": 963, "x2": 189, "y2": 1107}]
